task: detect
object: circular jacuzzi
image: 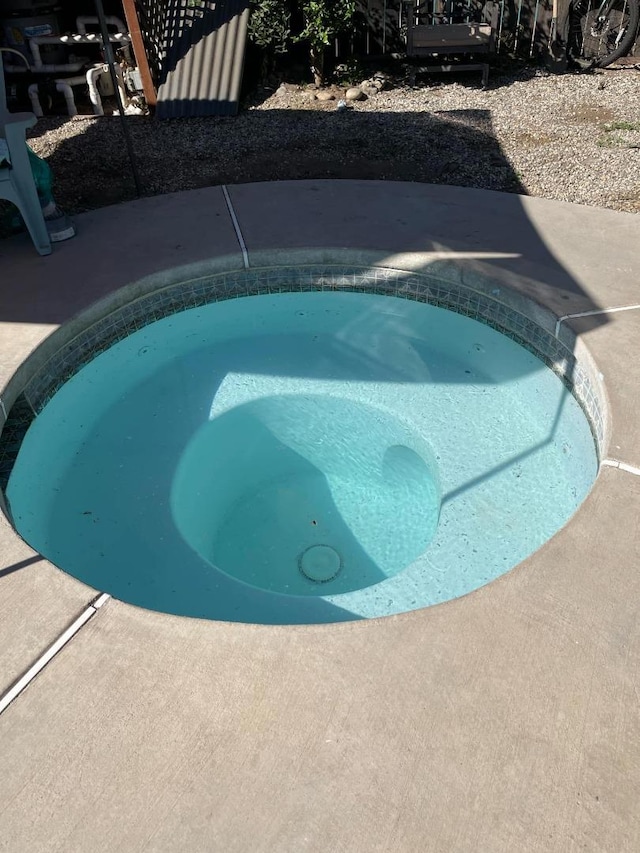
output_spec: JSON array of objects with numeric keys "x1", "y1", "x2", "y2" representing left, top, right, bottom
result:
[{"x1": 0, "y1": 264, "x2": 603, "y2": 624}]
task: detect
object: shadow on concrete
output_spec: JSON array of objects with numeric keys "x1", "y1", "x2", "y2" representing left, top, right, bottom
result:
[
  {"x1": 0, "y1": 107, "x2": 608, "y2": 336},
  {"x1": 0, "y1": 555, "x2": 43, "y2": 579}
]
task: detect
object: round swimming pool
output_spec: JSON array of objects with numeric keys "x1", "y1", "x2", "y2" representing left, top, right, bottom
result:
[{"x1": 3, "y1": 281, "x2": 599, "y2": 624}]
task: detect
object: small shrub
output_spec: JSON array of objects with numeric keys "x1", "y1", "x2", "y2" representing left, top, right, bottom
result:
[
  {"x1": 248, "y1": 0, "x2": 292, "y2": 53},
  {"x1": 296, "y1": 0, "x2": 356, "y2": 86},
  {"x1": 249, "y1": 1, "x2": 356, "y2": 87}
]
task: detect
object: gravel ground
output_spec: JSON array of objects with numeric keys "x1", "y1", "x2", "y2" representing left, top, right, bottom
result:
[{"x1": 23, "y1": 65, "x2": 640, "y2": 215}]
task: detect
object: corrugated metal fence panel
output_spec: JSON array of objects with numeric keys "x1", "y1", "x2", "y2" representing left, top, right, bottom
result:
[{"x1": 144, "y1": 0, "x2": 249, "y2": 119}]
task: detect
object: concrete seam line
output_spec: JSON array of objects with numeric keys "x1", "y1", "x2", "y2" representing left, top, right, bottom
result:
[
  {"x1": 601, "y1": 458, "x2": 640, "y2": 476},
  {"x1": 0, "y1": 592, "x2": 111, "y2": 716},
  {"x1": 222, "y1": 185, "x2": 250, "y2": 269},
  {"x1": 555, "y1": 304, "x2": 640, "y2": 337}
]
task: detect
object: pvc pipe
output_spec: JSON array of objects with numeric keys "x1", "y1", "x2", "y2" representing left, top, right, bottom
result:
[
  {"x1": 4, "y1": 62, "x2": 86, "y2": 74},
  {"x1": 29, "y1": 34, "x2": 130, "y2": 70},
  {"x1": 28, "y1": 66, "x2": 128, "y2": 118},
  {"x1": 86, "y1": 63, "x2": 106, "y2": 115},
  {"x1": 30, "y1": 40, "x2": 43, "y2": 67},
  {"x1": 59, "y1": 74, "x2": 88, "y2": 86},
  {"x1": 56, "y1": 80, "x2": 78, "y2": 116},
  {"x1": 37, "y1": 34, "x2": 100, "y2": 44},
  {"x1": 87, "y1": 63, "x2": 129, "y2": 116},
  {"x1": 28, "y1": 83, "x2": 44, "y2": 117},
  {"x1": 58, "y1": 34, "x2": 131, "y2": 44},
  {"x1": 0, "y1": 46, "x2": 30, "y2": 70},
  {"x1": 77, "y1": 16, "x2": 127, "y2": 35}
]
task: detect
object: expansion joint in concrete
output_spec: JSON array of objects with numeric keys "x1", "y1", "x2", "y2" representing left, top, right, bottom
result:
[{"x1": 0, "y1": 592, "x2": 111, "y2": 716}]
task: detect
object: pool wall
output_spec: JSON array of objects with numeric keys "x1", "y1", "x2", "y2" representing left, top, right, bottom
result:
[{"x1": 0, "y1": 250, "x2": 608, "y2": 521}]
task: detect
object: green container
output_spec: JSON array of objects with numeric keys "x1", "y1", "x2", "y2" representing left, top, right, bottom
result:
[
  {"x1": 27, "y1": 145, "x2": 54, "y2": 207},
  {"x1": 0, "y1": 145, "x2": 55, "y2": 234}
]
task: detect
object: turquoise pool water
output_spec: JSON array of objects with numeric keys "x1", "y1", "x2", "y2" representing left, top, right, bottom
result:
[{"x1": 7, "y1": 291, "x2": 598, "y2": 624}]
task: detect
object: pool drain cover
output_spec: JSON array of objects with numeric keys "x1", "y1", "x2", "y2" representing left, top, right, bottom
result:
[{"x1": 298, "y1": 545, "x2": 342, "y2": 583}]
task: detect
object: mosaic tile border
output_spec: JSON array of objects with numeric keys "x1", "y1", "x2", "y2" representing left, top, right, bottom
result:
[{"x1": 0, "y1": 265, "x2": 606, "y2": 494}]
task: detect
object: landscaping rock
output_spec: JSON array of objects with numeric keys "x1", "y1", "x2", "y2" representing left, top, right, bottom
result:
[
  {"x1": 316, "y1": 90, "x2": 336, "y2": 102},
  {"x1": 346, "y1": 87, "x2": 367, "y2": 101},
  {"x1": 360, "y1": 81, "x2": 380, "y2": 98}
]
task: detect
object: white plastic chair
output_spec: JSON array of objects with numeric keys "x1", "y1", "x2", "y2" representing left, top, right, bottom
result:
[{"x1": 0, "y1": 51, "x2": 51, "y2": 256}]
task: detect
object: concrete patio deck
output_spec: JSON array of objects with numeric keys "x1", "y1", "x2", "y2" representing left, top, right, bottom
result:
[{"x1": 0, "y1": 181, "x2": 639, "y2": 852}]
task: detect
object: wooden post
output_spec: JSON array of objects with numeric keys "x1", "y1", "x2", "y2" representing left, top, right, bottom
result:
[{"x1": 121, "y1": 0, "x2": 157, "y2": 107}]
